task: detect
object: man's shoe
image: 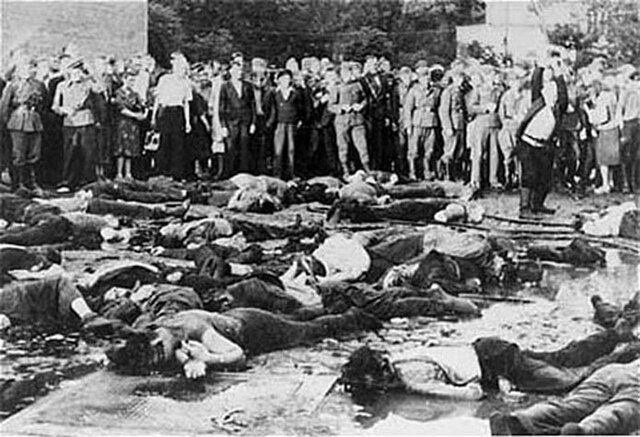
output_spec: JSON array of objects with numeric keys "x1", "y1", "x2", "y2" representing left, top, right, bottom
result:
[
  {"x1": 533, "y1": 205, "x2": 556, "y2": 215},
  {"x1": 560, "y1": 423, "x2": 585, "y2": 435},
  {"x1": 519, "y1": 209, "x2": 541, "y2": 220}
]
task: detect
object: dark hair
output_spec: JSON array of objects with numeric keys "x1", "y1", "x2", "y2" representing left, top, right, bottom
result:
[
  {"x1": 106, "y1": 330, "x2": 162, "y2": 375},
  {"x1": 339, "y1": 346, "x2": 400, "y2": 393},
  {"x1": 277, "y1": 69, "x2": 293, "y2": 80}
]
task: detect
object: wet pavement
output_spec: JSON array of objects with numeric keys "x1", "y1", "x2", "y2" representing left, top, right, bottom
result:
[{"x1": 1, "y1": 190, "x2": 639, "y2": 435}]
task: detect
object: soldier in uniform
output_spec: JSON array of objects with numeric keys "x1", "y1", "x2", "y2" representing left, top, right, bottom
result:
[
  {"x1": 403, "y1": 62, "x2": 443, "y2": 181},
  {"x1": 329, "y1": 62, "x2": 369, "y2": 178},
  {"x1": 438, "y1": 68, "x2": 471, "y2": 181},
  {"x1": 0, "y1": 57, "x2": 47, "y2": 192}
]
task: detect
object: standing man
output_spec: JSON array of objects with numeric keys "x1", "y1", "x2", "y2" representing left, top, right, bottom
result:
[
  {"x1": 395, "y1": 66, "x2": 413, "y2": 179},
  {"x1": 403, "y1": 62, "x2": 442, "y2": 181},
  {"x1": 218, "y1": 59, "x2": 255, "y2": 177},
  {"x1": 516, "y1": 61, "x2": 568, "y2": 218},
  {"x1": 273, "y1": 70, "x2": 302, "y2": 180},
  {"x1": 152, "y1": 52, "x2": 192, "y2": 182},
  {"x1": 361, "y1": 56, "x2": 386, "y2": 171},
  {"x1": 329, "y1": 62, "x2": 369, "y2": 178},
  {"x1": 0, "y1": 58, "x2": 47, "y2": 192},
  {"x1": 617, "y1": 70, "x2": 640, "y2": 193},
  {"x1": 51, "y1": 59, "x2": 99, "y2": 191},
  {"x1": 249, "y1": 58, "x2": 275, "y2": 176},
  {"x1": 438, "y1": 68, "x2": 471, "y2": 181}
]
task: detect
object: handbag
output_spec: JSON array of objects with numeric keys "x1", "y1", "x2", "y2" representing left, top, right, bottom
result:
[{"x1": 144, "y1": 131, "x2": 160, "y2": 152}]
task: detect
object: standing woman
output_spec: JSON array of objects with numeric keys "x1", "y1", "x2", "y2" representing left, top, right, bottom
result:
[
  {"x1": 587, "y1": 78, "x2": 620, "y2": 195},
  {"x1": 113, "y1": 68, "x2": 147, "y2": 180},
  {"x1": 208, "y1": 62, "x2": 226, "y2": 180},
  {"x1": 152, "y1": 52, "x2": 192, "y2": 181}
]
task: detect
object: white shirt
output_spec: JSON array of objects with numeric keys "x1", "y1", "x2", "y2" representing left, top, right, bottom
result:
[
  {"x1": 524, "y1": 105, "x2": 556, "y2": 144},
  {"x1": 155, "y1": 73, "x2": 192, "y2": 107}
]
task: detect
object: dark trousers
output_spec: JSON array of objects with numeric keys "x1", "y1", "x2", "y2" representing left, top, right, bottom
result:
[
  {"x1": 0, "y1": 214, "x2": 71, "y2": 246},
  {"x1": 310, "y1": 124, "x2": 339, "y2": 177},
  {"x1": 556, "y1": 130, "x2": 580, "y2": 187},
  {"x1": 224, "y1": 121, "x2": 251, "y2": 178},
  {"x1": 87, "y1": 198, "x2": 171, "y2": 219},
  {"x1": 621, "y1": 119, "x2": 640, "y2": 191},
  {"x1": 519, "y1": 142, "x2": 553, "y2": 190},
  {"x1": 62, "y1": 125, "x2": 97, "y2": 188},
  {"x1": 157, "y1": 107, "x2": 186, "y2": 181},
  {"x1": 513, "y1": 362, "x2": 640, "y2": 435},
  {"x1": 10, "y1": 131, "x2": 42, "y2": 167},
  {"x1": 474, "y1": 330, "x2": 626, "y2": 394},
  {"x1": 224, "y1": 307, "x2": 369, "y2": 356},
  {"x1": 274, "y1": 122, "x2": 296, "y2": 179},
  {"x1": 252, "y1": 120, "x2": 273, "y2": 175},
  {"x1": 0, "y1": 276, "x2": 82, "y2": 325}
]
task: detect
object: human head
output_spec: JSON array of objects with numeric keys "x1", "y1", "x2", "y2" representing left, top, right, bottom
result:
[
  {"x1": 123, "y1": 68, "x2": 138, "y2": 88},
  {"x1": 378, "y1": 57, "x2": 391, "y2": 74},
  {"x1": 363, "y1": 56, "x2": 377, "y2": 74},
  {"x1": 339, "y1": 346, "x2": 401, "y2": 393},
  {"x1": 106, "y1": 329, "x2": 169, "y2": 375},
  {"x1": 398, "y1": 66, "x2": 412, "y2": 85},
  {"x1": 430, "y1": 64, "x2": 445, "y2": 83},
  {"x1": 351, "y1": 62, "x2": 363, "y2": 79},
  {"x1": 340, "y1": 63, "x2": 352, "y2": 82},
  {"x1": 15, "y1": 57, "x2": 37, "y2": 80},
  {"x1": 170, "y1": 52, "x2": 188, "y2": 76},
  {"x1": 277, "y1": 69, "x2": 292, "y2": 89},
  {"x1": 230, "y1": 60, "x2": 243, "y2": 80},
  {"x1": 414, "y1": 60, "x2": 428, "y2": 78}
]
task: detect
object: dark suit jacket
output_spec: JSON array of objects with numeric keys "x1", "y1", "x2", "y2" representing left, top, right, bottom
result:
[{"x1": 219, "y1": 80, "x2": 255, "y2": 128}]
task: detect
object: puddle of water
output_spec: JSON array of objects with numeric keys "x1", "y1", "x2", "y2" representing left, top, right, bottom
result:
[
  {"x1": 132, "y1": 376, "x2": 242, "y2": 402},
  {"x1": 330, "y1": 249, "x2": 639, "y2": 434}
]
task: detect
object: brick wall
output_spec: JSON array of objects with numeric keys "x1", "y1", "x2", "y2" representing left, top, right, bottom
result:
[{"x1": 1, "y1": 0, "x2": 147, "y2": 66}]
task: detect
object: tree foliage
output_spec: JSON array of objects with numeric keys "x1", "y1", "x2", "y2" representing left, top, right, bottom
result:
[
  {"x1": 147, "y1": 0, "x2": 485, "y2": 65},
  {"x1": 545, "y1": 0, "x2": 640, "y2": 68}
]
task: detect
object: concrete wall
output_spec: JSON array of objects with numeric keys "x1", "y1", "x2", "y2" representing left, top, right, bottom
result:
[{"x1": 1, "y1": 0, "x2": 147, "y2": 67}]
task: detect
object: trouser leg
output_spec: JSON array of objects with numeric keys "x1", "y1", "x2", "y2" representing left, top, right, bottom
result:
[
  {"x1": 335, "y1": 122, "x2": 350, "y2": 176},
  {"x1": 273, "y1": 123, "x2": 285, "y2": 179},
  {"x1": 226, "y1": 307, "x2": 366, "y2": 355},
  {"x1": 488, "y1": 127, "x2": 502, "y2": 187},
  {"x1": 407, "y1": 127, "x2": 421, "y2": 179},
  {"x1": 470, "y1": 123, "x2": 489, "y2": 187},
  {"x1": 9, "y1": 131, "x2": 28, "y2": 189},
  {"x1": 351, "y1": 124, "x2": 370, "y2": 171},
  {"x1": 224, "y1": 123, "x2": 240, "y2": 178},
  {"x1": 238, "y1": 123, "x2": 251, "y2": 174},
  {"x1": 513, "y1": 381, "x2": 610, "y2": 434},
  {"x1": 579, "y1": 389, "x2": 640, "y2": 435},
  {"x1": 423, "y1": 128, "x2": 437, "y2": 180},
  {"x1": 287, "y1": 123, "x2": 296, "y2": 179},
  {"x1": 87, "y1": 198, "x2": 156, "y2": 219}
]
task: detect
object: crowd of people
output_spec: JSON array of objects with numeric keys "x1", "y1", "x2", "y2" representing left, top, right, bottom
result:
[{"x1": 1, "y1": 49, "x2": 639, "y2": 210}]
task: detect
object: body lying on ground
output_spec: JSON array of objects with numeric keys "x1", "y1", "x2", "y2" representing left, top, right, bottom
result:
[
  {"x1": 489, "y1": 358, "x2": 640, "y2": 435},
  {"x1": 107, "y1": 305, "x2": 380, "y2": 379},
  {"x1": 0, "y1": 275, "x2": 121, "y2": 333},
  {"x1": 339, "y1": 321, "x2": 639, "y2": 400}
]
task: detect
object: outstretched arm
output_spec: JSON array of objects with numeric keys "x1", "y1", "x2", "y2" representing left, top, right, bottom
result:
[{"x1": 177, "y1": 326, "x2": 246, "y2": 379}]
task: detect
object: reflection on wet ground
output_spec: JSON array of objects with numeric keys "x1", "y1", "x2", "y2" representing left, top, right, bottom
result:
[
  {"x1": 1, "y1": 249, "x2": 638, "y2": 435},
  {"x1": 323, "y1": 249, "x2": 638, "y2": 433}
]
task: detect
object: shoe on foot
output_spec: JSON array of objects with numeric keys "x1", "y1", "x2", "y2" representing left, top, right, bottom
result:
[
  {"x1": 82, "y1": 313, "x2": 123, "y2": 336},
  {"x1": 533, "y1": 205, "x2": 556, "y2": 215}
]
